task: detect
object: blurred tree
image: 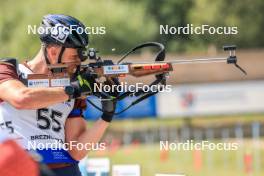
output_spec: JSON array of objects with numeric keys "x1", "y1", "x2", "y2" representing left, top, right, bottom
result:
[
  {"x1": 133, "y1": 0, "x2": 194, "y2": 52},
  {"x1": 0, "y1": 0, "x2": 264, "y2": 59},
  {"x1": 0, "y1": 0, "x2": 156, "y2": 59},
  {"x1": 189, "y1": 0, "x2": 264, "y2": 49}
]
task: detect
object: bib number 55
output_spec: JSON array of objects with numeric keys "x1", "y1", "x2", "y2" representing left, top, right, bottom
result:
[{"x1": 37, "y1": 108, "x2": 62, "y2": 132}]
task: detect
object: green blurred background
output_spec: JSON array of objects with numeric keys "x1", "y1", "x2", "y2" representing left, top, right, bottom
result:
[{"x1": 1, "y1": 0, "x2": 264, "y2": 58}]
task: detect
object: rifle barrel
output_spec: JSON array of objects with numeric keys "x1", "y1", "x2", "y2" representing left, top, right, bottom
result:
[{"x1": 124, "y1": 57, "x2": 228, "y2": 65}]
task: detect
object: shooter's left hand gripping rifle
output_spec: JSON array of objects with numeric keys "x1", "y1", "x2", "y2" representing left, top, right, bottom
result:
[{"x1": 77, "y1": 42, "x2": 247, "y2": 115}]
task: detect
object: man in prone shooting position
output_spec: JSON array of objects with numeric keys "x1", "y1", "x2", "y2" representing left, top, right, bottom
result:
[{"x1": 0, "y1": 14, "x2": 116, "y2": 176}]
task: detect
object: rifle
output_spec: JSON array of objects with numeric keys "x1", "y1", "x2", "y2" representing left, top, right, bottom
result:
[{"x1": 27, "y1": 42, "x2": 246, "y2": 114}]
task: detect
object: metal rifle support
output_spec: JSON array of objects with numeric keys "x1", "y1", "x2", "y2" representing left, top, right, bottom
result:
[{"x1": 224, "y1": 45, "x2": 247, "y2": 75}]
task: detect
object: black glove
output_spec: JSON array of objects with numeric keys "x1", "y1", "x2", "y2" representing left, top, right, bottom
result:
[
  {"x1": 101, "y1": 78, "x2": 119, "y2": 122},
  {"x1": 101, "y1": 96, "x2": 116, "y2": 122}
]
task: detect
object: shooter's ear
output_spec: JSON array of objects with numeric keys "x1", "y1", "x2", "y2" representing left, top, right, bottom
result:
[{"x1": 46, "y1": 45, "x2": 61, "y2": 64}]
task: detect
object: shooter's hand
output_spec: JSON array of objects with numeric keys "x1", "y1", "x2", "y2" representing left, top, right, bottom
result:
[
  {"x1": 65, "y1": 73, "x2": 96, "y2": 99},
  {"x1": 100, "y1": 78, "x2": 120, "y2": 122}
]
